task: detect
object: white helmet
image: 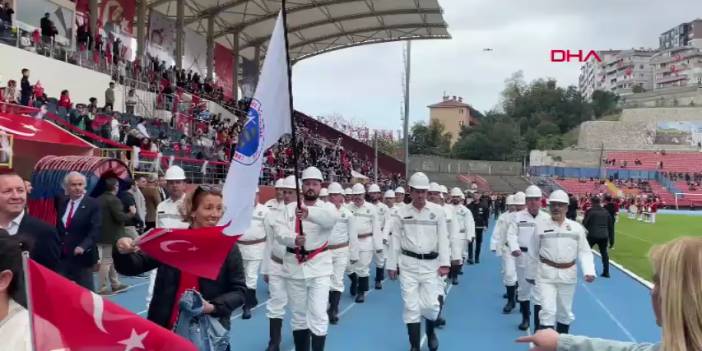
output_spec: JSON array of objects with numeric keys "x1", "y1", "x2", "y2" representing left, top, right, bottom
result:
[
  {"x1": 513, "y1": 191, "x2": 526, "y2": 205},
  {"x1": 301, "y1": 166, "x2": 323, "y2": 181},
  {"x1": 408, "y1": 172, "x2": 430, "y2": 190},
  {"x1": 440, "y1": 185, "x2": 448, "y2": 194},
  {"x1": 506, "y1": 195, "x2": 515, "y2": 206},
  {"x1": 395, "y1": 186, "x2": 405, "y2": 194},
  {"x1": 428, "y1": 182, "x2": 442, "y2": 193},
  {"x1": 352, "y1": 183, "x2": 366, "y2": 195},
  {"x1": 548, "y1": 190, "x2": 569, "y2": 204},
  {"x1": 450, "y1": 187, "x2": 463, "y2": 197},
  {"x1": 328, "y1": 182, "x2": 344, "y2": 194},
  {"x1": 344, "y1": 188, "x2": 353, "y2": 196},
  {"x1": 282, "y1": 175, "x2": 296, "y2": 189},
  {"x1": 256, "y1": 187, "x2": 260, "y2": 194},
  {"x1": 368, "y1": 184, "x2": 381, "y2": 193},
  {"x1": 384, "y1": 190, "x2": 395, "y2": 198},
  {"x1": 320, "y1": 188, "x2": 329, "y2": 197},
  {"x1": 164, "y1": 165, "x2": 186, "y2": 180},
  {"x1": 525, "y1": 185, "x2": 542, "y2": 199},
  {"x1": 274, "y1": 178, "x2": 285, "y2": 189}
]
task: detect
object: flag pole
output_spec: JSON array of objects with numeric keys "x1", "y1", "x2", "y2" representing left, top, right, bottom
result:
[
  {"x1": 280, "y1": 0, "x2": 306, "y2": 258},
  {"x1": 22, "y1": 252, "x2": 37, "y2": 351}
]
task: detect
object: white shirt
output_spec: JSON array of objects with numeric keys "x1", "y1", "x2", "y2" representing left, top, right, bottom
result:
[
  {"x1": 136, "y1": 123, "x2": 150, "y2": 138},
  {"x1": 260, "y1": 202, "x2": 292, "y2": 276},
  {"x1": 527, "y1": 218, "x2": 596, "y2": 283},
  {"x1": 347, "y1": 201, "x2": 382, "y2": 252},
  {"x1": 0, "y1": 299, "x2": 31, "y2": 351},
  {"x1": 62, "y1": 196, "x2": 84, "y2": 226},
  {"x1": 328, "y1": 205, "x2": 359, "y2": 261},
  {"x1": 3, "y1": 210, "x2": 25, "y2": 236},
  {"x1": 156, "y1": 195, "x2": 189, "y2": 229},
  {"x1": 506, "y1": 209, "x2": 551, "y2": 253},
  {"x1": 239, "y1": 204, "x2": 269, "y2": 261}
]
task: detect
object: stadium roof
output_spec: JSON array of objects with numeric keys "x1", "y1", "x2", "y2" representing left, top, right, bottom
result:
[{"x1": 148, "y1": 0, "x2": 451, "y2": 62}]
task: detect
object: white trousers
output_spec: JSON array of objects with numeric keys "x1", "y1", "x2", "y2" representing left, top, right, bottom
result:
[
  {"x1": 351, "y1": 250, "x2": 373, "y2": 277},
  {"x1": 501, "y1": 252, "x2": 517, "y2": 286},
  {"x1": 537, "y1": 281, "x2": 576, "y2": 326},
  {"x1": 266, "y1": 272, "x2": 288, "y2": 319},
  {"x1": 650, "y1": 213, "x2": 656, "y2": 223},
  {"x1": 287, "y1": 276, "x2": 331, "y2": 336},
  {"x1": 243, "y1": 259, "x2": 262, "y2": 289},
  {"x1": 399, "y1": 270, "x2": 443, "y2": 323},
  {"x1": 330, "y1": 247, "x2": 350, "y2": 292},
  {"x1": 515, "y1": 254, "x2": 533, "y2": 302},
  {"x1": 373, "y1": 248, "x2": 386, "y2": 268}
]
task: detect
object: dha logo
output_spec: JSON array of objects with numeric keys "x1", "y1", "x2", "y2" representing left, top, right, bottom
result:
[{"x1": 550, "y1": 50, "x2": 602, "y2": 63}]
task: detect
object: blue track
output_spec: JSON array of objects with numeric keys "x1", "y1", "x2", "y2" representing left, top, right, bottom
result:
[{"x1": 108, "y1": 219, "x2": 660, "y2": 350}]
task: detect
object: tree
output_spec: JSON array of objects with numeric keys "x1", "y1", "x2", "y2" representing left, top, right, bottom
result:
[
  {"x1": 409, "y1": 119, "x2": 451, "y2": 156},
  {"x1": 591, "y1": 90, "x2": 620, "y2": 117},
  {"x1": 375, "y1": 137, "x2": 400, "y2": 158}
]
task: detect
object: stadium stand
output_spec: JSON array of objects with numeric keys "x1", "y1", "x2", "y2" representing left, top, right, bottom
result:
[{"x1": 605, "y1": 151, "x2": 702, "y2": 172}]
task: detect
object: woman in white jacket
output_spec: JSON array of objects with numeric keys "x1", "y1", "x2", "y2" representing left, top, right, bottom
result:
[
  {"x1": 517, "y1": 236, "x2": 702, "y2": 351},
  {"x1": 0, "y1": 233, "x2": 31, "y2": 351}
]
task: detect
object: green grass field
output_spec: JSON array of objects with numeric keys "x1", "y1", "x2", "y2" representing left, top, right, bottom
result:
[{"x1": 604, "y1": 214, "x2": 701, "y2": 281}]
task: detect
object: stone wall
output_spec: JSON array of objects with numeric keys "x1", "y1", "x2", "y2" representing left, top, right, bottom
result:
[{"x1": 408, "y1": 155, "x2": 522, "y2": 176}]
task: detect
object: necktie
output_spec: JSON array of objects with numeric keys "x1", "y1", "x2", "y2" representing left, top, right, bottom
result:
[{"x1": 65, "y1": 201, "x2": 75, "y2": 229}]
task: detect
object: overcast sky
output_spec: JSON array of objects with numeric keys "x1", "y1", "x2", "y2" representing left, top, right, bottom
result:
[{"x1": 290, "y1": 0, "x2": 702, "y2": 134}]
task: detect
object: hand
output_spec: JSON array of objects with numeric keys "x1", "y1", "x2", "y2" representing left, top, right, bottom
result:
[
  {"x1": 294, "y1": 235, "x2": 305, "y2": 247},
  {"x1": 511, "y1": 250, "x2": 522, "y2": 257},
  {"x1": 585, "y1": 275, "x2": 595, "y2": 283},
  {"x1": 128, "y1": 205, "x2": 137, "y2": 215},
  {"x1": 451, "y1": 259, "x2": 461, "y2": 266},
  {"x1": 438, "y1": 266, "x2": 450, "y2": 276},
  {"x1": 388, "y1": 270, "x2": 398, "y2": 280},
  {"x1": 116, "y1": 237, "x2": 138, "y2": 254},
  {"x1": 202, "y1": 301, "x2": 216, "y2": 314},
  {"x1": 526, "y1": 279, "x2": 535, "y2": 285},
  {"x1": 515, "y1": 328, "x2": 558, "y2": 351},
  {"x1": 73, "y1": 246, "x2": 85, "y2": 256},
  {"x1": 295, "y1": 206, "x2": 309, "y2": 220},
  {"x1": 263, "y1": 275, "x2": 269, "y2": 284}
]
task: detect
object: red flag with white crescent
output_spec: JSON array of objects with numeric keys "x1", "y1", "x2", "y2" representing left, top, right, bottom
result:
[
  {"x1": 136, "y1": 226, "x2": 242, "y2": 279},
  {"x1": 26, "y1": 258, "x2": 197, "y2": 351}
]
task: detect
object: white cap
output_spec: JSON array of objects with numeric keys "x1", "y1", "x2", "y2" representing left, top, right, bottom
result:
[
  {"x1": 352, "y1": 183, "x2": 366, "y2": 195},
  {"x1": 513, "y1": 192, "x2": 526, "y2": 205},
  {"x1": 301, "y1": 167, "x2": 323, "y2": 181},
  {"x1": 450, "y1": 187, "x2": 463, "y2": 197},
  {"x1": 281, "y1": 175, "x2": 296, "y2": 189},
  {"x1": 506, "y1": 195, "x2": 515, "y2": 206},
  {"x1": 320, "y1": 188, "x2": 329, "y2": 197},
  {"x1": 408, "y1": 172, "x2": 430, "y2": 190},
  {"x1": 440, "y1": 185, "x2": 448, "y2": 194},
  {"x1": 368, "y1": 184, "x2": 381, "y2": 193},
  {"x1": 344, "y1": 188, "x2": 353, "y2": 196},
  {"x1": 328, "y1": 182, "x2": 344, "y2": 194},
  {"x1": 274, "y1": 178, "x2": 285, "y2": 189},
  {"x1": 164, "y1": 165, "x2": 186, "y2": 180},
  {"x1": 428, "y1": 182, "x2": 442, "y2": 193},
  {"x1": 548, "y1": 190, "x2": 569, "y2": 204},
  {"x1": 525, "y1": 185, "x2": 542, "y2": 198},
  {"x1": 384, "y1": 190, "x2": 395, "y2": 198},
  {"x1": 395, "y1": 186, "x2": 405, "y2": 194}
]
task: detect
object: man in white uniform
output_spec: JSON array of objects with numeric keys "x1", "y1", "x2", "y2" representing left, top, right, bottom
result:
[
  {"x1": 319, "y1": 188, "x2": 329, "y2": 203},
  {"x1": 273, "y1": 167, "x2": 338, "y2": 350},
  {"x1": 448, "y1": 187, "x2": 475, "y2": 285},
  {"x1": 506, "y1": 185, "x2": 550, "y2": 331},
  {"x1": 368, "y1": 183, "x2": 389, "y2": 290},
  {"x1": 346, "y1": 183, "x2": 382, "y2": 303},
  {"x1": 343, "y1": 188, "x2": 352, "y2": 205},
  {"x1": 380, "y1": 189, "x2": 397, "y2": 272},
  {"x1": 325, "y1": 182, "x2": 358, "y2": 324},
  {"x1": 145, "y1": 165, "x2": 189, "y2": 308},
  {"x1": 394, "y1": 186, "x2": 406, "y2": 206},
  {"x1": 526, "y1": 190, "x2": 596, "y2": 334},
  {"x1": 387, "y1": 172, "x2": 450, "y2": 351},
  {"x1": 265, "y1": 178, "x2": 286, "y2": 209},
  {"x1": 239, "y1": 188, "x2": 269, "y2": 319},
  {"x1": 261, "y1": 176, "x2": 296, "y2": 351},
  {"x1": 489, "y1": 193, "x2": 525, "y2": 314}
]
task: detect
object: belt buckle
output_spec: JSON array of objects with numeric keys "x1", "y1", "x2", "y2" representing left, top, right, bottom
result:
[{"x1": 418, "y1": 252, "x2": 426, "y2": 259}]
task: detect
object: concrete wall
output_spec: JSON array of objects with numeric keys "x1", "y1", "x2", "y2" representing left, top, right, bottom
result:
[
  {"x1": 530, "y1": 149, "x2": 601, "y2": 168},
  {"x1": 409, "y1": 155, "x2": 522, "y2": 176},
  {"x1": 620, "y1": 86, "x2": 702, "y2": 108},
  {"x1": 620, "y1": 107, "x2": 702, "y2": 122},
  {"x1": 430, "y1": 108, "x2": 462, "y2": 145}
]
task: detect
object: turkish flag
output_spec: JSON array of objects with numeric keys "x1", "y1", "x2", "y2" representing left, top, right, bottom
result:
[
  {"x1": 136, "y1": 225, "x2": 242, "y2": 279},
  {"x1": 27, "y1": 259, "x2": 197, "y2": 351}
]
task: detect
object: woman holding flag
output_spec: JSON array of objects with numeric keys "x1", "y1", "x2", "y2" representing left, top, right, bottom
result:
[{"x1": 113, "y1": 185, "x2": 247, "y2": 349}]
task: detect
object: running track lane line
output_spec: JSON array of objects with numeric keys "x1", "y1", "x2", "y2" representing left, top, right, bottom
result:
[{"x1": 580, "y1": 281, "x2": 637, "y2": 342}]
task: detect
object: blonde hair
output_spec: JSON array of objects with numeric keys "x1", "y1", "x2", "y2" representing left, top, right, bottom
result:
[
  {"x1": 179, "y1": 185, "x2": 223, "y2": 224},
  {"x1": 649, "y1": 236, "x2": 702, "y2": 351}
]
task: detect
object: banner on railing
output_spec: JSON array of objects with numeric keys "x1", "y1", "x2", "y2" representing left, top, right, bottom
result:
[{"x1": 147, "y1": 11, "x2": 177, "y2": 64}]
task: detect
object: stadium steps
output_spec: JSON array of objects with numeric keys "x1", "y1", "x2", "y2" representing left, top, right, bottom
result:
[{"x1": 606, "y1": 151, "x2": 702, "y2": 173}]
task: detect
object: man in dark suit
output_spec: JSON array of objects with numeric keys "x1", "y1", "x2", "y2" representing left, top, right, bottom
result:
[
  {"x1": 56, "y1": 171, "x2": 102, "y2": 290},
  {"x1": 583, "y1": 196, "x2": 614, "y2": 278}
]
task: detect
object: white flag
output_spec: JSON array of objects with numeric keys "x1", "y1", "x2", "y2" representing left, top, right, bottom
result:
[{"x1": 219, "y1": 11, "x2": 292, "y2": 235}]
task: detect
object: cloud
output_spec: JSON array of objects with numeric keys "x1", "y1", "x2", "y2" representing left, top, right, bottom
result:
[{"x1": 292, "y1": 0, "x2": 702, "y2": 131}]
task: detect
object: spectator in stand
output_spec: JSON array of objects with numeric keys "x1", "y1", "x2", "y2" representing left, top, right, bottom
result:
[
  {"x1": 19, "y1": 69, "x2": 31, "y2": 106},
  {"x1": 125, "y1": 89, "x2": 137, "y2": 115},
  {"x1": 118, "y1": 178, "x2": 143, "y2": 239},
  {"x1": 32, "y1": 81, "x2": 47, "y2": 106},
  {"x1": 110, "y1": 113, "x2": 120, "y2": 142},
  {"x1": 96, "y1": 177, "x2": 134, "y2": 295},
  {"x1": 2, "y1": 80, "x2": 17, "y2": 104},
  {"x1": 57, "y1": 90, "x2": 72, "y2": 110},
  {"x1": 0, "y1": 3, "x2": 14, "y2": 31},
  {"x1": 104, "y1": 82, "x2": 115, "y2": 111},
  {"x1": 39, "y1": 13, "x2": 57, "y2": 47},
  {"x1": 139, "y1": 175, "x2": 160, "y2": 230}
]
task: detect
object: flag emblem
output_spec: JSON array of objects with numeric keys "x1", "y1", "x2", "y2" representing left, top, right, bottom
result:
[{"x1": 234, "y1": 98, "x2": 265, "y2": 165}]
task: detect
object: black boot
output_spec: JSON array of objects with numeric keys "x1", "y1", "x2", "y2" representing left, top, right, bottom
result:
[
  {"x1": 406, "y1": 323, "x2": 421, "y2": 351},
  {"x1": 457, "y1": 263, "x2": 464, "y2": 275},
  {"x1": 242, "y1": 289, "x2": 256, "y2": 320},
  {"x1": 425, "y1": 319, "x2": 439, "y2": 351},
  {"x1": 374, "y1": 267, "x2": 384, "y2": 290},
  {"x1": 348, "y1": 273, "x2": 358, "y2": 296},
  {"x1": 450, "y1": 265, "x2": 459, "y2": 285},
  {"x1": 311, "y1": 333, "x2": 326, "y2": 351},
  {"x1": 502, "y1": 286, "x2": 516, "y2": 314},
  {"x1": 266, "y1": 318, "x2": 283, "y2": 351},
  {"x1": 518, "y1": 301, "x2": 530, "y2": 331},
  {"x1": 328, "y1": 291, "x2": 341, "y2": 325},
  {"x1": 533, "y1": 304, "x2": 542, "y2": 332},
  {"x1": 435, "y1": 295, "x2": 446, "y2": 328},
  {"x1": 293, "y1": 329, "x2": 311, "y2": 351},
  {"x1": 556, "y1": 323, "x2": 570, "y2": 334},
  {"x1": 355, "y1": 276, "x2": 369, "y2": 303}
]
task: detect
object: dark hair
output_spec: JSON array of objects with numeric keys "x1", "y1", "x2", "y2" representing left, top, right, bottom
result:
[
  {"x1": 105, "y1": 178, "x2": 119, "y2": 192},
  {"x1": 591, "y1": 196, "x2": 601, "y2": 205},
  {"x1": 0, "y1": 231, "x2": 31, "y2": 297},
  {"x1": 21, "y1": 68, "x2": 28, "y2": 74}
]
